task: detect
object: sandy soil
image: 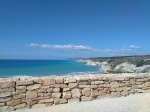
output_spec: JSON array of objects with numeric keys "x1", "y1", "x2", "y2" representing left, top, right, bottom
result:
[{"x1": 13, "y1": 93, "x2": 150, "y2": 112}]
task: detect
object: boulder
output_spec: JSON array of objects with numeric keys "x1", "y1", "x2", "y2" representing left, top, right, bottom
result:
[
  {"x1": 63, "y1": 92, "x2": 72, "y2": 99},
  {"x1": 26, "y1": 91, "x2": 37, "y2": 99},
  {"x1": 52, "y1": 93, "x2": 61, "y2": 98},
  {"x1": 71, "y1": 89, "x2": 81, "y2": 98},
  {"x1": 68, "y1": 83, "x2": 78, "y2": 89}
]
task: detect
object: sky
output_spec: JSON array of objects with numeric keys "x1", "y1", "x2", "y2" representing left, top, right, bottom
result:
[{"x1": 0, "y1": 0, "x2": 150, "y2": 59}]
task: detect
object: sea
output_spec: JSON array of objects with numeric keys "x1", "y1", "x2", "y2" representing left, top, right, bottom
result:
[{"x1": 0, "y1": 60, "x2": 101, "y2": 78}]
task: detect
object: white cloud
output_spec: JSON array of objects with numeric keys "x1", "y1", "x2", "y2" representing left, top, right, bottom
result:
[
  {"x1": 29, "y1": 43, "x2": 98, "y2": 52},
  {"x1": 128, "y1": 45, "x2": 141, "y2": 49}
]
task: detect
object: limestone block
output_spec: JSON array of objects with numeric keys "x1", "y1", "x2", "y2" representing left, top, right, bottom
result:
[
  {"x1": 16, "y1": 89, "x2": 26, "y2": 94},
  {"x1": 39, "y1": 99, "x2": 54, "y2": 103},
  {"x1": 145, "y1": 82, "x2": 150, "y2": 87},
  {"x1": 17, "y1": 80, "x2": 33, "y2": 86},
  {"x1": 122, "y1": 87, "x2": 131, "y2": 91},
  {"x1": 37, "y1": 88, "x2": 46, "y2": 93},
  {"x1": 71, "y1": 89, "x2": 81, "y2": 98},
  {"x1": 53, "y1": 88, "x2": 60, "y2": 93},
  {"x1": 79, "y1": 85, "x2": 98, "y2": 89},
  {"x1": 26, "y1": 91, "x2": 37, "y2": 99},
  {"x1": 0, "y1": 106, "x2": 14, "y2": 112},
  {"x1": 121, "y1": 91, "x2": 130, "y2": 96},
  {"x1": 81, "y1": 96, "x2": 92, "y2": 101},
  {"x1": 82, "y1": 90, "x2": 91, "y2": 97},
  {"x1": 32, "y1": 104, "x2": 45, "y2": 108},
  {"x1": 27, "y1": 100, "x2": 38, "y2": 106},
  {"x1": 27, "y1": 84, "x2": 41, "y2": 90},
  {"x1": 0, "y1": 81, "x2": 15, "y2": 88},
  {"x1": 111, "y1": 92, "x2": 121, "y2": 97},
  {"x1": 132, "y1": 85, "x2": 138, "y2": 89},
  {"x1": 60, "y1": 84, "x2": 68, "y2": 88},
  {"x1": 43, "y1": 79, "x2": 55, "y2": 86},
  {"x1": 52, "y1": 93, "x2": 61, "y2": 98},
  {"x1": 16, "y1": 86, "x2": 26, "y2": 90},
  {"x1": 136, "y1": 89, "x2": 146, "y2": 93},
  {"x1": 68, "y1": 83, "x2": 78, "y2": 89},
  {"x1": 115, "y1": 77, "x2": 125, "y2": 81},
  {"x1": 116, "y1": 88, "x2": 123, "y2": 92},
  {"x1": 136, "y1": 82, "x2": 143, "y2": 85},
  {"x1": 79, "y1": 81, "x2": 91, "y2": 85},
  {"x1": 13, "y1": 93, "x2": 25, "y2": 99},
  {"x1": 68, "y1": 98, "x2": 80, "y2": 103},
  {"x1": 56, "y1": 78, "x2": 64, "y2": 84},
  {"x1": 13, "y1": 103, "x2": 26, "y2": 109},
  {"x1": 0, "y1": 97, "x2": 12, "y2": 102},
  {"x1": 63, "y1": 88, "x2": 70, "y2": 92},
  {"x1": 0, "y1": 92, "x2": 12, "y2": 98},
  {"x1": 110, "y1": 82, "x2": 119, "y2": 88},
  {"x1": 63, "y1": 92, "x2": 71, "y2": 99},
  {"x1": 110, "y1": 88, "x2": 117, "y2": 92},
  {"x1": 46, "y1": 88, "x2": 53, "y2": 92},
  {"x1": 64, "y1": 78, "x2": 77, "y2": 83},
  {"x1": 0, "y1": 103, "x2": 5, "y2": 107},
  {"x1": 137, "y1": 84, "x2": 144, "y2": 89},
  {"x1": 4, "y1": 88, "x2": 15, "y2": 92},
  {"x1": 7, "y1": 99, "x2": 21, "y2": 106},
  {"x1": 54, "y1": 99, "x2": 67, "y2": 104},
  {"x1": 93, "y1": 81, "x2": 104, "y2": 85},
  {"x1": 34, "y1": 79, "x2": 43, "y2": 84},
  {"x1": 50, "y1": 84, "x2": 60, "y2": 88}
]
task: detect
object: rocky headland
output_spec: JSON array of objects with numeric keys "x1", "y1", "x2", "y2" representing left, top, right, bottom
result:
[{"x1": 77, "y1": 55, "x2": 150, "y2": 73}]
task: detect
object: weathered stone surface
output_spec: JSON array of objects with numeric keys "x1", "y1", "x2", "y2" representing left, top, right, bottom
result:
[
  {"x1": 0, "y1": 97, "x2": 12, "y2": 102},
  {"x1": 111, "y1": 92, "x2": 121, "y2": 97},
  {"x1": 0, "y1": 89, "x2": 4, "y2": 93},
  {"x1": 122, "y1": 87, "x2": 131, "y2": 91},
  {"x1": 63, "y1": 92, "x2": 71, "y2": 99},
  {"x1": 37, "y1": 88, "x2": 46, "y2": 93},
  {"x1": 46, "y1": 88, "x2": 53, "y2": 92},
  {"x1": 79, "y1": 81, "x2": 90, "y2": 85},
  {"x1": 4, "y1": 88, "x2": 15, "y2": 92},
  {"x1": 60, "y1": 84, "x2": 68, "y2": 88},
  {"x1": 68, "y1": 98, "x2": 80, "y2": 103},
  {"x1": 34, "y1": 79, "x2": 43, "y2": 84},
  {"x1": 79, "y1": 85, "x2": 98, "y2": 89},
  {"x1": 81, "y1": 96, "x2": 92, "y2": 101},
  {"x1": 55, "y1": 78, "x2": 64, "y2": 84},
  {"x1": 27, "y1": 84, "x2": 41, "y2": 90},
  {"x1": 91, "y1": 90, "x2": 99, "y2": 97},
  {"x1": 82, "y1": 90, "x2": 91, "y2": 97},
  {"x1": 32, "y1": 104, "x2": 45, "y2": 108},
  {"x1": 110, "y1": 82, "x2": 119, "y2": 88},
  {"x1": 26, "y1": 91, "x2": 37, "y2": 99},
  {"x1": 52, "y1": 93, "x2": 61, "y2": 98},
  {"x1": 53, "y1": 88, "x2": 60, "y2": 93},
  {"x1": 63, "y1": 88, "x2": 70, "y2": 92},
  {"x1": 13, "y1": 94, "x2": 25, "y2": 99},
  {"x1": 17, "y1": 80, "x2": 33, "y2": 86},
  {"x1": 68, "y1": 83, "x2": 78, "y2": 89},
  {"x1": 116, "y1": 88, "x2": 123, "y2": 92},
  {"x1": 71, "y1": 89, "x2": 81, "y2": 98},
  {"x1": 0, "y1": 92, "x2": 12, "y2": 98},
  {"x1": 7, "y1": 99, "x2": 21, "y2": 106},
  {"x1": 121, "y1": 91, "x2": 130, "y2": 96},
  {"x1": 16, "y1": 89, "x2": 26, "y2": 94},
  {"x1": 43, "y1": 79, "x2": 55, "y2": 86},
  {"x1": 16, "y1": 86, "x2": 26, "y2": 90},
  {"x1": 0, "y1": 81, "x2": 15, "y2": 88},
  {"x1": 0, "y1": 103, "x2": 5, "y2": 107},
  {"x1": 54, "y1": 99, "x2": 67, "y2": 104},
  {"x1": 115, "y1": 77, "x2": 125, "y2": 81},
  {"x1": 136, "y1": 89, "x2": 146, "y2": 93},
  {"x1": 64, "y1": 78, "x2": 77, "y2": 83},
  {"x1": 39, "y1": 99, "x2": 54, "y2": 103},
  {"x1": 92, "y1": 81, "x2": 104, "y2": 85},
  {"x1": 0, "y1": 106, "x2": 14, "y2": 112},
  {"x1": 13, "y1": 103, "x2": 26, "y2": 109},
  {"x1": 145, "y1": 82, "x2": 150, "y2": 87}
]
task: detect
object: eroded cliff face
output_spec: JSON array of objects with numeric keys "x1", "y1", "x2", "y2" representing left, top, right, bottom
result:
[{"x1": 77, "y1": 55, "x2": 150, "y2": 73}]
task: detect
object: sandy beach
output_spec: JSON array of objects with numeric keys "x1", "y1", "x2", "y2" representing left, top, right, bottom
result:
[{"x1": 13, "y1": 93, "x2": 150, "y2": 112}]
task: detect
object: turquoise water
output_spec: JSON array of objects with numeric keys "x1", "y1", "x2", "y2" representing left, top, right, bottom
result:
[{"x1": 0, "y1": 60, "x2": 101, "y2": 78}]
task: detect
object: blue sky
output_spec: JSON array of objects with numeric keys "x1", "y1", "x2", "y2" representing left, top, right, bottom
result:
[{"x1": 0, "y1": 0, "x2": 150, "y2": 59}]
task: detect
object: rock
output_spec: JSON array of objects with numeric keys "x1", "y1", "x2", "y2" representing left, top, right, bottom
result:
[
  {"x1": 60, "y1": 84, "x2": 68, "y2": 88},
  {"x1": 0, "y1": 106, "x2": 14, "y2": 112},
  {"x1": 53, "y1": 88, "x2": 60, "y2": 93},
  {"x1": 4, "y1": 88, "x2": 15, "y2": 92},
  {"x1": 145, "y1": 82, "x2": 150, "y2": 87},
  {"x1": 0, "y1": 81, "x2": 15, "y2": 88},
  {"x1": 0, "y1": 97, "x2": 12, "y2": 102},
  {"x1": 34, "y1": 79, "x2": 43, "y2": 84},
  {"x1": 63, "y1": 88, "x2": 70, "y2": 92},
  {"x1": 63, "y1": 92, "x2": 72, "y2": 99},
  {"x1": 43, "y1": 79, "x2": 55, "y2": 86},
  {"x1": 68, "y1": 98, "x2": 80, "y2": 103},
  {"x1": 0, "y1": 92, "x2": 12, "y2": 98},
  {"x1": 122, "y1": 87, "x2": 131, "y2": 91},
  {"x1": 81, "y1": 96, "x2": 92, "y2": 101},
  {"x1": 110, "y1": 82, "x2": 119, "y2": 88},
  {"x1": 92, "y1": 81, "x2": 104, "y2": 85},
  {"x1": 13, "y1": 103, "x2": 26, "y2": 109},
  {"x1": 68, "y1": 83, "x2": 78, "y2": 89},
  {"x1": 121, "y1": 91, "x2": 130, "y2": 96},
  {"x1": 7, "y1": 99, "x2": 21, "y2": 106},
  {"x1": 32, "y1": 104, "x2": 45, "y2": 108},
  {"x1": 54, "y1": 99, "x2": 67, "y2": 104},
  {"x1": 17, "y1": 80, "x2": 33, "y2": 86},
  {"x1": 16, "y1": 89, "x2": 26, "y2": 94},
  {"x1": 27, "y1": 84, "x2": 41, "y2": 90},
  {"x1": 13, "y1": 93, "x2": 25, "y2": 99},
  {"x1": 91, "y1": 90, "x2": 99, "y2": 97},
  {"x1": 0, "y1": 89, "x2": 4, "y2": 93},
  {"x1": 71, "y1": 89, "x2": 81, "y2": 98},
  {"x1": 111, "y1": 92, "x2": 121, "y2": 97},
  {"x1": 79, "y1": 85, "x2": 98, "y2": 89},
  {"x1": 39, "y1": 99, "x2": 54, "y2": 103},
  {"x1": 26, "y1": 91, "x2": 37, "y2": 99},
  {"x1": 16, "y1": 86, "x2": 26, "y2": 90},
  {"x1": 55, "y1": 78, "x2": 64, "y2": 84},
  {"x1": 64, "y1": 78, "x2": 77, "y2": 83},
  {"x1": 0, "y1": 103, "x2": 5, "y2": 107},
  {"x1": 52, "y1": 93, "x2": 61, "y2": 98}
]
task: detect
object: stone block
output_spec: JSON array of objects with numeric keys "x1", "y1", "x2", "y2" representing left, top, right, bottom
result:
[
  {"x1": 13, "y1": 93, "x2": 25, "y2": 99},
  {"x1": 0, "y1": 103, "x2": 5, "y2": 107},
  {"x1": 26, "y1": 91, "x2": 37, "y2": 99},
  {"x1": 81, "y1": 96, "x2": 92, "y2": 101},
  {"x1": 13, "y1": 103, "x2": 26, "y2": 109},
  {"x1": 56, "y1": 78, "x2": 64, "y2": 84},
  {"x1": 111, "y1": 92, "x2": 121, "y2": 97},
  {"x1": 17, "y1": 80, "x2": 33, "y2": 86},
  {"x1": 16, "y1": 89, "x2": 26, "y2": 94},
  {"x1": 54, "y1": 99, "x2": 67, "y2": 104},
  {"x1": 68, "y1": 98, "x2": 80, "y2": 103},
  {"x1": 79, "y1": 81, "x2": 91, "y2": 85},
  {"x1": 0, "y1": 92, "x2": 12, "y2": 98},
  {"x1": 39, "y1": 99, "x2": 54, "y2": 103},
  {"x1": 34, "y1": 79, "x2": 43, "y2": 84},
  {"x1": 16, "y1": 86, "x2": 26, "y2": 90},
  {"x1": 91, "y1": 90, "x2": 99, "y2": 97},
  {"x1": 64, "y1": 78, "x2": 77, "y2": 83},
  {"x1": 0, "y1": 89, "x2": 4, "y2": 93},
  {"x1": 63, "y1": 88, "x2": 70, "y2": 92},
  {"x1": 71, "y1": 89, "x2": 81, "y2": 98},
  {"x1": 121, "y1": 91, "x2": 130, "y2": 96},
  {"x1": 0, "y1": 81, "x2": 15, "y2": 88},
  {"x1": 68, "y1": 83, "x2": 78, "y2": 89},
  {"x1": 145, "y1": 82, "x2": 150, "y2": 87},
  {"x1": 0, "y1": 97, "x2": 12, "y2": 102},
  {"x1": 0, "y1": 106, "x2": 14, "y2": 112},
  {"x1": 52, "y1": 93, "x2": 61, "y2": 98},
  {"x1": 32, "y1": 104, "x2": 45, "y2": 108},
  {"x1": 60, "y1": 84, "x2": 68, "y2": 88},
  {"x1": 63, "y1": 92, "x2": 71, "y2": 99},
  {"x1": 27, "y1": 84, "x2": 41, "y2": 90},
  {"x1": 7, "y1": 99, "x2": 21, "y2": 106},
  {"x1": 53, "y1": 88, "x2": 60, "y2": 93},
  {"x1": 79, "y1": 85, "x2": 98, "y2": 89},
  {"x1": 43, "y1": 79, "x2": 55, "y2": 86}
]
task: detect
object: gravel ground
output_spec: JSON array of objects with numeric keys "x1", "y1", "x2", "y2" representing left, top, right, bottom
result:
[{"x1": 13, "y1": 93, "x2": 150, "y2": 112}]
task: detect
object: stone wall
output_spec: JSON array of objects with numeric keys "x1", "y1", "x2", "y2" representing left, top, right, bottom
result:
[{"x1": 0, "y1": 73, "x2": 150, "y2": 111}]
